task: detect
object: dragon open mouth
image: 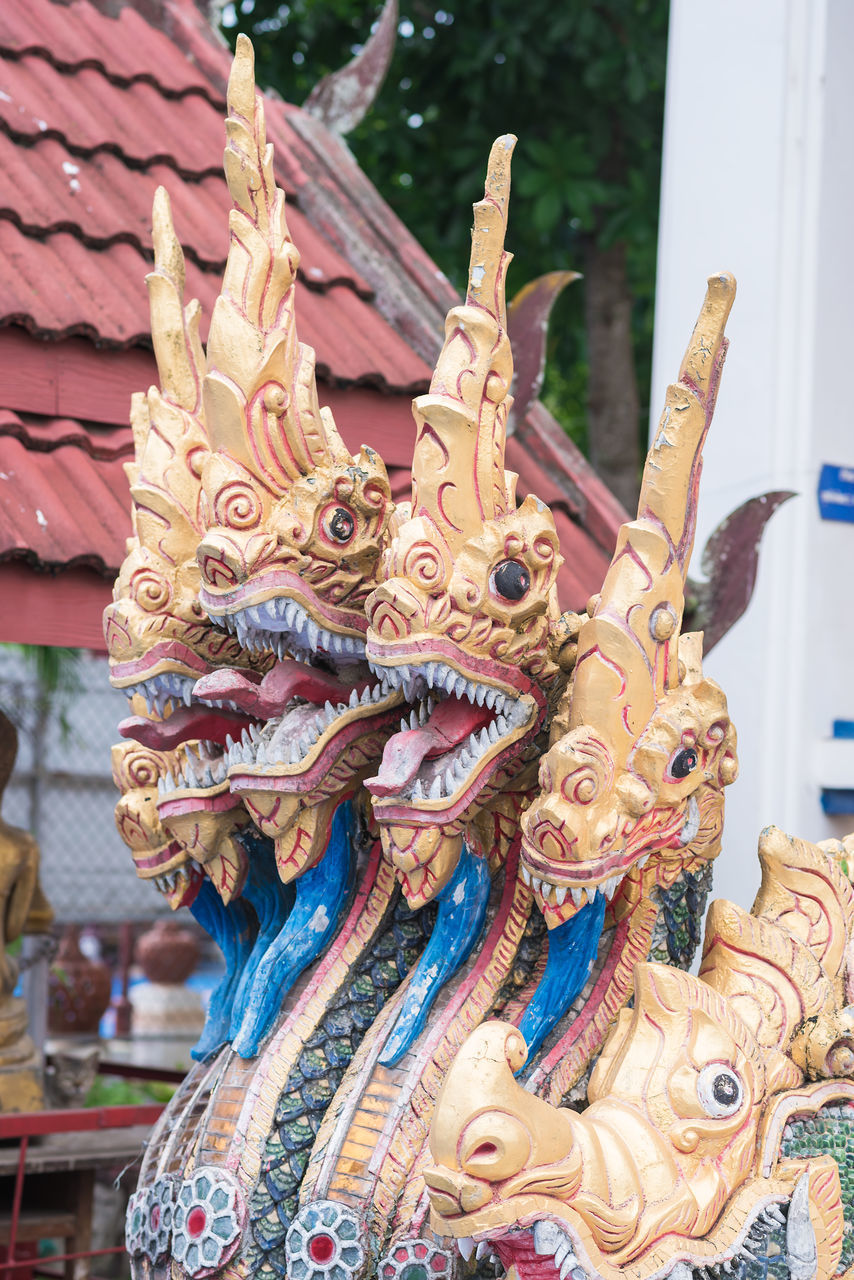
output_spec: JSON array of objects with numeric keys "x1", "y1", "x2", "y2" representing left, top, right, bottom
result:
[
  {"x1": 204, "y1": 578, "x2": 366, "y2": 663},
  {"x1": 188, "y1": 658, "x2": 404, "y2": 793},
  {"x1": 522, "y1": 795, "x2": 700, "y2": 926},
  {"x1": 364, "y1": 658, "x2": 540, "y2": 820},
  {"x1": 452, "y1": 1195, "x2": 790, "y2": 1280}
]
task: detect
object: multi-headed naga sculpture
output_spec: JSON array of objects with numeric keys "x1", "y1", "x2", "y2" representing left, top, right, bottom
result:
[
  {"x1": 427, "y1": 827, "x2": 854, "y2": 1280},
  {"x1": 113, "y1": 29, "x2": 776, "y2": 1280}
]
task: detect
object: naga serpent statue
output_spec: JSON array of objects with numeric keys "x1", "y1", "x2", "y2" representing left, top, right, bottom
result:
[
  {"x1": 427, "y1": 827, "x2": 854, "y2": 1280},
  {"x1": 112, "y1": 30, "x2": 808, "y2": 1280}
]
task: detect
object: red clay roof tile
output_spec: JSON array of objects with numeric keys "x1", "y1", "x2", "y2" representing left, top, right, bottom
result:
[
  {"x1": 0, "y1": 221, "x2": 430, "y2": 388},
  {"x1": 0, "y1": 0, "x2": 624, "y2": 644},
  {"x1": 4, "y1": 0, "x2": 220, "y2": 99},
  {"x1": 0, "y1": 432, "x2": 130, "y2": 570}
]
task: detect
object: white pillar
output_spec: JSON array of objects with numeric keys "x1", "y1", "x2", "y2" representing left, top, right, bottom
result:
[{"x1": 653, "y1": 0, "x2": 854, "y2": 911}]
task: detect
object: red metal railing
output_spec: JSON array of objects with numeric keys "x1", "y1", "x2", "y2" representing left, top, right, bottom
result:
[{"x1": 0, "y1": 1067, "x2": 176, "y2": 1280}]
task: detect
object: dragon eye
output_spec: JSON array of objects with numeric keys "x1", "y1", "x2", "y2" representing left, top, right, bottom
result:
[
  {"x1": 697, "y1": 1063, "x2": 743, "y2": 1117},
  {"x1": 322, "y1": 506, "x2": 355, "y2": 544},
  {"x1": 668, "y1": 746, "x2": 698, "y2": 779},
  {"x1": 491, "y1": 560, "x2": 530, "y2": 602}
]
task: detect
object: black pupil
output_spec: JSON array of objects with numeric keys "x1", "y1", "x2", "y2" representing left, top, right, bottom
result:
[
  {"x1": 670, "y1": 747, "x2": 698, "y2": 779},
  {"x1": 493, "y1": 560, "x2": 530, "y2": 601},
  {"x1": 713, "y1": 1072, "x2": 738, "y2": 1106},
  {"x1": 329, "y1": 508, "x2": 354, "y2": 541}
]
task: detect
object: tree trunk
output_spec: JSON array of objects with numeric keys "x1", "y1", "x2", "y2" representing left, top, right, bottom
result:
[{"x1": 583, "y1": 238, "x2": 641, "y2": 514}]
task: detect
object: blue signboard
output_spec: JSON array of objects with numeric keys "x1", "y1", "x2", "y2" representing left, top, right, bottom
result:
[{"x1": 818, "y1": 464, "x2": 854, "y2": 523}]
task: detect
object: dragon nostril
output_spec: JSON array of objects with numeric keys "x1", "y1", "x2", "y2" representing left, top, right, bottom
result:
[{"x1": 470, "y1": 1142, "x2": 498, "y2": 1161}]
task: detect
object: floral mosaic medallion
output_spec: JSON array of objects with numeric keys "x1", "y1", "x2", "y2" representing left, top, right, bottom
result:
[
  {"x1": 172, "y1": 1168, "x2": 245, "y2": 1276},
  {"x1": 126, "y1": 1189, "x2": 148, "y2": 1256},
  {"x1": 147, "y1": 1177, "x2": 175, "y2": 1259},
  {"x1": 378, "y1": 1239, "x2": 452, "y2": 1280},
  {"x1": 286, "y1": 1201, "x2": 364, "y2": 1280}
]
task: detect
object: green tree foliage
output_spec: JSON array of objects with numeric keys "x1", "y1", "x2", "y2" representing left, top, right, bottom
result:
[{"x1": 221, "y1": 0, "x2": 668, "y2": 509}]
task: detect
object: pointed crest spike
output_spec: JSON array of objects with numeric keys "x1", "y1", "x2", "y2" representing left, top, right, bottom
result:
[
  {"x1": 699, "y1": 895, "x2": 833, "y2": 1055},
  {"x1": 410, "y1": 135, "x2": 517, "y2": 553},
  {"x1": 203, "y1": 34, "x2": 332, "y2": 493},
  {"x1": 568, "y1": 274, "x2": 735, "y2": 755},
  {"x1": 146, "y1": 186, "x2": 204, "y2": 415}
]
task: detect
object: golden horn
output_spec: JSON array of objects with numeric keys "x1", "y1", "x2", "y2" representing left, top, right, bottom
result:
[
  {"x1": 410, "y1": 135, "x2": 516, "y2": 552},
  {"x1": 568, "y1": 274, "x2": 735, "y2": 753},
  {"x1": 203, "y1": 33, "x2": 330, "y2": 490},
  {"x1": 129, "y1": 188, "x2": 210, "y2": 559}
]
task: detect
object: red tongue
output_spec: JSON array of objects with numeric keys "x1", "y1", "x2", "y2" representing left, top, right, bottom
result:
[
  {"x1": 194, "y1": 660, "x2": 362, "y2": 718},
  {"x1": 366, "y1": 697, "x2": 492, "y2": 797},
  {"x1": 118, "y1": 706, "x2": 254, "y2": 750}
]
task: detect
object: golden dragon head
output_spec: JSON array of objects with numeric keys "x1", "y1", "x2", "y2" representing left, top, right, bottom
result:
[
  {"x1": 195, "y1": 34, "x2": 394, "y2": 664},
  {"x1": 103, "y1": 186, "x2": 264, "y2": 713},
  {"x1": 364, "y1": 136, "x2": 564, "y2": 906},
  {"x1": 180, "y1": 36, "x2": 405, "y2": 885},
  {"x1": 521, "y1": 274, "x2": 739, "y2": 929},
  {"x1": 111, "y1": 739, "x2": 248, "y2": 911},
  {"x1": 425, "y1": 828, "x2": 854, "y2": 1280},
  {"x1": 103, "y1": 176, "x2": 268, "y2": 908}
]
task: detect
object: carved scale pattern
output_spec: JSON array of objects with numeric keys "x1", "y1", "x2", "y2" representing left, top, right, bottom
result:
[
  {"x1": 243, "y1": 891, "x2": 437, "y2": 1278},
  {"x1": 647, "y1": 862, "x2": 715, "y2": 969}
]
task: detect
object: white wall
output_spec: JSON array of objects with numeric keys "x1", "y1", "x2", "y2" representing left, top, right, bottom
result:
[{"x1": 653, "y1": 0, "x2": 854, "y2": 911}]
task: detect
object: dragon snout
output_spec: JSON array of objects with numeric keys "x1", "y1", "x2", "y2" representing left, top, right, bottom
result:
[
  {"x1": 197, "y1": 531, "x2": 278, "y2": 592},
  {"x1": 365, "y1": 579, "x2": 424, "y2": 642},
  {"x1": 422, "y1": 1166, "x2": 494, "y2": 1217}
]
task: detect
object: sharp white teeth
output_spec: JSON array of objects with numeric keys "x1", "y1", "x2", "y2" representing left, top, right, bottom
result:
[
  {"x1": 531, "y1": 876, "x2": 543, "y2": 896},
  {"x1": 457, "y1": 1240, "x2": 475, "y2": 1262},
  {"x1": 475, "y1": 685, "x2": 486, "y2": 706},
  {"x1": 559, "y1": 1256, "x2": 576, "y2": 1280},
  {"x1": 305, "y1": 619, "x2": 320, "y2": 650},
  {"x1": 485, "y1": 688, "x2": 496, "y2": 709},
  {"x1": 479, "y1": 727, "x2": 491, "y2": 751},
  {"x1": 289, "y1": 742, "x2": 301, "y2": 764},
  {"x1": 409, "y1": 710, "x2": 419, "y2": 730},
  {"x1": 443, "y1": 767, "x2": 456, "y2": 792},
  {"x1": 475, "y1": 1244, "x2": 491, "y2": 1260},
  {"x1": 413, "y1": 779, "x2": 424, "y2": 799},
  {"x1": 570, "y1": 886, "x2": 586, "y2": 909},
  {"x1": 225, "y1": 735, "x2": 235, "y2": 751},
  {"x1": 360, "y1": 686, "x2": 372, "y2": 704},
  {"x1": 349, "y1": 689, "x2": 359, "y2": 708},
  {"x1": 602, "y1": 874, "x2": 622, "y2": 900},
  {"x1": 324, "y1": 700, "x2": 335, "y2": 717},
  {"x1": 496, "y1": 714, "x2": 509, "y2": 734},
  {"x1": 487, "y1": 720, "x2": 500, "y2": 743},
  {"x1": 554, "y1": 885, "x2": 567, "y2": 906},
  {"x1": 534, "y1": 1221, "x2": 569, "y2": 1258},
  {"x1": 520, "y1": 866, "x2": 532, "y2": 886},
  {"x1": 429, "y1": 775, "x2": 442, "y2": 799}
]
